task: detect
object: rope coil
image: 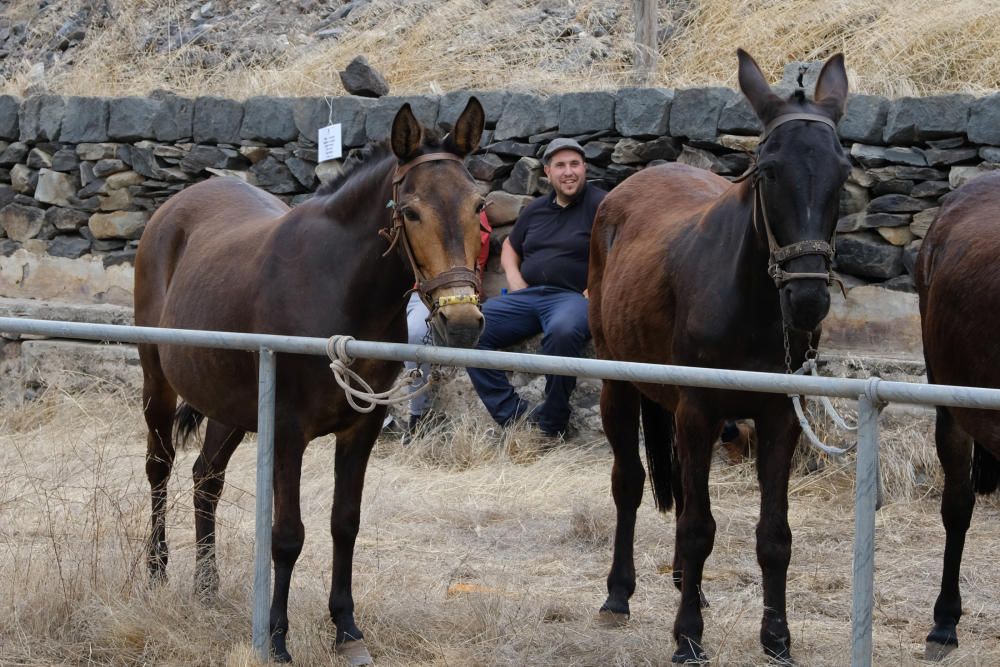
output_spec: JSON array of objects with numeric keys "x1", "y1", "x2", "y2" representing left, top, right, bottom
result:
[
  {"x1": 791, "y1": 358, "x2": 858, "y2": 456},
  {"x1": 326, "y1": 335, "x2": 435, "y2": 413}
]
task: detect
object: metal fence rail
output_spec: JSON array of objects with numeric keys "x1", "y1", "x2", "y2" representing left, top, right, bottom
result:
[{"x1": 3, "y1": 316, "x2": 1000, "y2": 666}]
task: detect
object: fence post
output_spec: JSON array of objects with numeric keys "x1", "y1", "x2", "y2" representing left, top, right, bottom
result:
[
  {"x1": 851, "y1": 391, "x2": 883, "y2": 667},
  {"x1": 632, "y1": 0, "x2": 657, "y2": 85},
  {"x1": 252, "y1": 347, "x2": 276, "y2": 661}
]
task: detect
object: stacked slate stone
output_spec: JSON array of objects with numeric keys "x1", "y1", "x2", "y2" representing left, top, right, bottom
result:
[{"x1": 1, "y1": 84, "x2": 998, "y2": 294}]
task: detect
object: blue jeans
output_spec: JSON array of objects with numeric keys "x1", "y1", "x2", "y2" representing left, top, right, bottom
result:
[{"x1": 467, "y1": 286, "x2": 590, "y2": 434}]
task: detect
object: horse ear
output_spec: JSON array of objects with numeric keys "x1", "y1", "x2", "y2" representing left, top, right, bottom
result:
[
  {"x1": 814, "y1": 53, "x2": 849, "y2": 121},
  {"x1": 737, "y1": 48, "x2": 782, "y2": 122},
  {"x1": 390, "y1": 103, "x2": 424, "y2": 161},
  {"x1": 449, "y1": 97, "x2": 485, "y2": 156}
]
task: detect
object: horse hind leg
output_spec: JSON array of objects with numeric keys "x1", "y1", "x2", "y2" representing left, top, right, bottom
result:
[
  {"x1": 597, "y1": 381, "x2": 643, "y2": 625},
  {"x1": 192, "y1": 419, "x2": 245, "y2": 602},
  {"x1": 926, "y1": 407, "x2": 975, "y2": 661},
  {"x1": 141, "y1": 347, "x2": 177, "y2": 584}
]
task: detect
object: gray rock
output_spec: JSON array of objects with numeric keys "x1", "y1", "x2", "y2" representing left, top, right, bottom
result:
[
  {"x1": 610, "y1": 138, "x2": 643, "y2": 165},
  {"x1": 50, "y1": 148, "x2": 80, "y2": 172},
  {"x1": 150, "y1": 91, "x2": 195, "y2": 142},
  {"x1": 883, "y1": 147, "x2": 927, "y2": 167},
  {"x1": 883, "y1": 95, "x2": 973, "y2": 144},
  {"x1": 437, "y1": 90, "x2": 509, "y2": 129},
  {"x1": 838, "y1": 95, "x2": 889, "y2": 144},
  {"x1": 485, "y1": 140, "x2": 538, "y2": 159},
  {"x1": 494, "y1": 93, "x2": 549, "y2": 141},
  {"x1": 0, "y1": 95, "x2": 20, "y2": 140},
  {"x1": 0, "y1": 141, "x2": 29, "y2": 166},
  {"x1": 835, "y1": 231, "x2": 904, "y2": 280},
  {"x1": 93, "y1": 159, "x2": 128, "y2": 178},
  {"x1": 583, "y1": 140, "x2": 615, "y2": 164},
  {"x1": 240, "y1": 97, "x2": 299, "y2": 144},
  {"x1": 179, "y1": 145, "x2": 247, "y2": 173},
  {"x1": 91, "y1": 238, "x2": 126, "y2": 251},
  {"x1": 250, "y1": 155, "x2": 299, "y2": 194},
  {"x1": 19, "y1": 94, "x2": 65, "y2": 142},
  {"x1": 922, "y1": 147, "x2": 978, "y2": 167},
  {"x1": 949, "y1": 165, "x2": 997, "y2": 189},
  {"x1": 502, "y1": 156, "x2": 542, "y2": 195},
  {"x1": 867, "y1": 194, "x2": 934, "y2": 214},
  {"x1": 860, "y1": 212, "x2": 911, "y2": 228},
  {"x1": 669, "y1": 87, "x2": 735, "y2": 141},
  {"x1": 467, "y1": 153, "x2": 512, "y2": 181},
  {"x1": 895, "y1": 166, "x2": 948, "y2": 181},
  {"x1": 285, "y1": 157, "x2": 317, "y2": 190},
  {"x1": 677, "y1": 145, "x2": 727, "y2": 173},
  {"x1": 88, "y1": 211, "x2": 148, "y2": 239},
  {"x1": 47, "y1": 235, "x2": 91, "y2": 258},
  {"x1": 968, "y1": 93, "x2": 1000, "y2": 146},
  {"x1": 871, "y1": 179, "x2": 914, "y2": 197},
  {"x1": 27, "y1": 147, "x2": 52, "y2": 170},
  {"x1": 10, "y1": 164, "x2": 37, "y2": 194},
  {"x1": 1, "y1": 203, "x2": 52, "y2": 241},
  {"x1": 125, "y1": 144, "x2": 162, "y2": 179},
  {"x1": 77, "y1": 143, "x2": 119, "y2": 161},
  {"x1": 34, "y1": 169, "x2": 80, "y2": 207},
  {"x1": 910, "y1": 208, "x2": 938, "y2": 238},
  {"x1": 45, "y1": 206, "x2": 90, "y2": 231},
  {"x1": 717, "y1": 95, "x2": 762, "y2": 135},
  {"x1": 926, "y1": 137, "x2": 966, "y2": 149},
  {"x1": 0, "y1": 185, "x2": 14, "y2": 210},
  {"x1": 980, "y1": 147, "x2": 1000, "y2": 163},
  {"x1": 840, "y1": 182, "x2": 869, "y2": 216},
  {"x1": 61, "y1": 97, "x2": 109, "y2": 143},
  {"x1": 339, "y1": 55, "x2": 389, "y2": 98},
  {"x1": 193, "y1": 96, "x2": 245, "y2": 144},
  {"x1": 615, "y1": 87, "x2": 672, "y2": 137},
  {"x1": 365, "y1": 96, "x2": 439, "y2": 143},
  {"x1": 484, "y1": 191, "x2": 532, "y2": 226},
  {"x1": 542, "y1": 96, "x2": 561, "y2": 133},
  {"x1": 880, "y1": 274, "x2": 916, "y2": 293},
  {"x1": 902, "y1": 239, "x2": 922, "y2": 276},
  {"x1": 107, "y1": 97, "x2": 161, "y2": 141},
  {"x1": 634, "y1": 136, "x2": 679, "y2": 162},
  {"x1": 103, "y1": 248, "x2": 137, "y2": 268},
  {"x1": 910, "y1": 181, "x2": 950, "y2": 198}
]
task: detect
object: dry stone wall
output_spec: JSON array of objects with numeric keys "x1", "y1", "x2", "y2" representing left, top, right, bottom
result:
[{"x1": 1, "y1": 69, "x2": 999, "y2": 355}]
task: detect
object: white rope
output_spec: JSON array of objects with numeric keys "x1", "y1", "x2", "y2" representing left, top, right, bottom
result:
[
  {"x1": 326, "y1": 335, "x2": 434, "y2": 413},
  {"x1": 791, "y1": 358, "x2": 858, "y2": 456}
]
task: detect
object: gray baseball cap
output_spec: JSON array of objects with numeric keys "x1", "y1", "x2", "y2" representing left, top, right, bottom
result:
[{"x1": 542, "y1": 138, "x2": 586, "y2": 164}]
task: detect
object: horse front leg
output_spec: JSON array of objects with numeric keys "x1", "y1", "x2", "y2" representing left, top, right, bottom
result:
[
  {"x1": 754, "y1": 403, "x2": 799, "y2": 664},
  {"x1": 597, "y1": 380, "x2": 642, "y2": 623},
  {"x1": 268, "y1": 424, "x2": 306, "y2": 664},
  {"x1": 926, "y1": 407, "x2": 975, "y2": 661},
  {"x1": 671, "y1": 399, "x2": 715, "y2": 664},
  {"x1": 328, "y1": 412, "x2": 380, "y2": 665}
]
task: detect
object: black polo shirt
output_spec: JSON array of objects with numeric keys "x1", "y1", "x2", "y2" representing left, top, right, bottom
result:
[{"x1": 507, "y1": 182, "x2": 607, "y2": 293}]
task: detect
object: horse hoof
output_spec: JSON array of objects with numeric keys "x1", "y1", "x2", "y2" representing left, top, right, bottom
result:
[
  {"x1": 672, "y1": 637, "x2": 708, "y2": 664},
  {"x1": 337, "y1": 638, "x2": 373, "y2": 666},
  {"x1": 925, "y1": 641, "x2": 957, "y2": 662},
  {"x1": 597, "y1": 608, "x2": 629, "y2": 627}
]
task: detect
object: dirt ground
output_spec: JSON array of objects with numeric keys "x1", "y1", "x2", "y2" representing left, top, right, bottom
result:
[{"x1": 1, "y1": 388, "x2": 998, "y2": 666}]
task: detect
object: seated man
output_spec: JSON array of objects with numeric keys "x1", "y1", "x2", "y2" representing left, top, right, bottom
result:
[{"x1": 468, "y1": 138, "x2": 607, "y2": 437}]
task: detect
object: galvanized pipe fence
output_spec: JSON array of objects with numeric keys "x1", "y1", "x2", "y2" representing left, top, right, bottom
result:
[{"x1": 3, "y1": 316, "x2": 1000, "y2": 667}]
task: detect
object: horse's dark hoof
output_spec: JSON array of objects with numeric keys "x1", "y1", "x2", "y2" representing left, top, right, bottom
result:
[
  {"x1": 271, "y1": 630, "x2": 293, "y2": 663},
  {"x1": 763, "y1": 632, "x2": 794, "y2": 665},
  {"x1": 336, "y1": 639, "x2": 373, "y2": 666},
  {"x1": 925, "y1": 625, "x2": 958, "y2": 661},
  {"x1": 672, "y1": 636, "x2": 708, "y2": 664},
  {"x1": 925, "y1": 641, "x2": 957, "y2": 662},
  {"x1": 598, "y1": 596, "x2": 630, "y2": 626}
]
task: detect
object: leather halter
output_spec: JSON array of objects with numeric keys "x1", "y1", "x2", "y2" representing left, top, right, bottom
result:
[
  {"x1": 379, "y1": 152, "x2": 482, "y2": 315},
  {"x1": 735, "y1": 113, "x2": 843, "y2": 292}
]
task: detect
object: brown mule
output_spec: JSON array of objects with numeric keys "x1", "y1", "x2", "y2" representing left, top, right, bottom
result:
[
  {"x1": 134, "y1": 99, "x2": 486, "y2": 662},
  {"x1": 588, "y1": 50, "x2": 850, "y2": 664},
  {"x1": 916, "y1": 171, "x2": 1000, "y2": 661}
]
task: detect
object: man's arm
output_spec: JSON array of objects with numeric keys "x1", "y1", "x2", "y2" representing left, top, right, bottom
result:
[{"x1": 500, "y1": 238, "x2": 529, "y2": 291}]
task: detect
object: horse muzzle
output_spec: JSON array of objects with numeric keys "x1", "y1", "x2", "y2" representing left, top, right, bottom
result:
[
  {"x1": 428, "y1": 292, "x2": 484, "y2": 348},
  {"x1": 780, "y1": 279, "x2": 831, "y2": 332}
]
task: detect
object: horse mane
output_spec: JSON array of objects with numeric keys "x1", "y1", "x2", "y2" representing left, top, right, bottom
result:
[{"x1": 313, "y1": 128, "x2": 449, "y2": 208}]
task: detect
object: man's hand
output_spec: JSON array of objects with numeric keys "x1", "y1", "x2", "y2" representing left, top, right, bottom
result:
[{"x1": 500, "y1": 238, "x2": 529, "y2": 292}]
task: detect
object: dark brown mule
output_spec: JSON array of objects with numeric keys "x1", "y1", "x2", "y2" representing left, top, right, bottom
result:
[
  {"x1": 134, "y1": 99, "x2": 486, "y2": 662},
  {"x1": 588, "y1": 50, "x2": 849, "y2": 664},
  {"x1": 916, "y1": 171, "x2": 1000, "y2": 661}
]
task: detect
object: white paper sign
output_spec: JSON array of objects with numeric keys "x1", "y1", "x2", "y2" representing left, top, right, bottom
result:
[{"x1": 318, "y1": 123, "x2": 343, "y2": 162}]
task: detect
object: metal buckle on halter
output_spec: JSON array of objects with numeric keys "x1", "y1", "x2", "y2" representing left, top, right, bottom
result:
[{"x1": 436, "y1": 294, "x2": 480, "y2": 308}]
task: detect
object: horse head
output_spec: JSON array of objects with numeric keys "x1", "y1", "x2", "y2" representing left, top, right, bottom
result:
[
  {"x1": 738, "y1": 49, "x2": 851, "y2": 332},
  {"x1": 387, "y1": 98, "x2": 487, "y2": 348}
]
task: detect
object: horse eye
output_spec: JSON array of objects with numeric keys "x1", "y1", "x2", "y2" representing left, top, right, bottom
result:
[
  {"x1": 402, "y1": 207, "x2": 420, "y2": 222},
  {"x1": 475, "y1": 201, "x2": 486, "y2": 213}
]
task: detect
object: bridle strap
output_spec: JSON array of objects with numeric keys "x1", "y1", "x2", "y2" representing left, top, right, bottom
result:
[
  {"x1": 380, "y1": 152, "x2": 482, "y2": 314},
  {"x1": 761, "y1": 113, "x2": 837, "y2": 141}
]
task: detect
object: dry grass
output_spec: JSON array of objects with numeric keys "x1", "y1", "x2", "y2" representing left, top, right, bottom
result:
[
  {"x1": 1, "y1": 385, "x2": 999, "y2": 666},
  {"x1": 4, "y1": 0, "x2": 1000, "y2": 99}
]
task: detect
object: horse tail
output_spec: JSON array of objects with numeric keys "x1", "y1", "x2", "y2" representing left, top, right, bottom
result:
[
  {"x1": 173, "y1": 402, "x2": 205, "y2": 449},
  {"x1": 972, "y1": 441, "x2": 1000, "y2": 495},
  {"x1": 640, "y1": 395, "x2": 674, "y2": 513}
]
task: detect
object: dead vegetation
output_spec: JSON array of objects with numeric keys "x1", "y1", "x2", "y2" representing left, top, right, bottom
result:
[
  {"x1": 1, "y1": 386, "x2": 998, "y2": 665},
  {"x1": 2, "y1": 0, "x2": 999, "y2": 99}
]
